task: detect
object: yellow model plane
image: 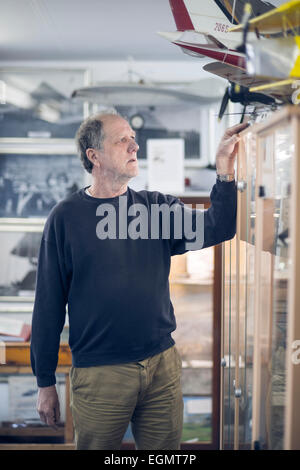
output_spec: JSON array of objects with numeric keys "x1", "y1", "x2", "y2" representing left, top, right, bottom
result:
[
  {"x1": 227, "y1": 0, "x2": 300, "y2": 101},
  {"x1": 229, "y1": 0, "x2": 300, "y2": 34}
]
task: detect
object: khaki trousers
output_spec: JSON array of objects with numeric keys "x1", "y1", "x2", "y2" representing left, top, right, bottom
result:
[{"x1": 69, "y1": 344, "x2": 183, "y2": 450}]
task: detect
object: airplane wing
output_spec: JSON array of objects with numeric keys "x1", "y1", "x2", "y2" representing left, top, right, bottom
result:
[
  {"x1": 249, "y1": 78, "x2": 299, "y2": 100},
  {"x1": 203, "y1": 61, "x2": 278, "y2": 88},
  {"x1": 229, "y1": 0, "x2": 300, "y2": 33},
  {"x1": 202, "y1": 61, "x2": 291, "y2": 99}
]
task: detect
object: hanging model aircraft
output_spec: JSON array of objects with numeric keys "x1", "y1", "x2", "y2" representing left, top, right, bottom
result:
[
  {"x1": 158, "y1": 0, "x2": 277, "y2": 69},
  {"x1": 158, "y1": 0, "x2": 284, "y2": 119},
  {"x1": 205, "y1": 1, "x2": 300, "y2": 97},
  {"x1": 228, "y1": 0, "x2": 300, "y2": 100},
  {"x1": 159, "y1": 0, "x2": 299, "y2": 120}
]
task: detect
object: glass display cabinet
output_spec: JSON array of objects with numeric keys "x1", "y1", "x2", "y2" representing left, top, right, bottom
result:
[
  {"x1": 221, "y1": 122, "x2": 257, "y2": 450},
  {"x1": 220, "y1": 106, "x2": 300, "y2": 450}
]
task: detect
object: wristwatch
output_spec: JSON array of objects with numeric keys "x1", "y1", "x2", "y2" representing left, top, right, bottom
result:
[{"x1": 216, "y1": 172, "x2": 235, "y2": 182}]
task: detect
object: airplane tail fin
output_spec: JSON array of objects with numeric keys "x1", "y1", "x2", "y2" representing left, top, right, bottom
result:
[
  {"x1": 169, "y1": 0, "x2": 277, "y2": 31},
  {"x1": 169, "y1": 0, "x2": 239, "y2": 30},
  {"x1": 169, "y1": 0, "x2": 195, "y2": 31}
]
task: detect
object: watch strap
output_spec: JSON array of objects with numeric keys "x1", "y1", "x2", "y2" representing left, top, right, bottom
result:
[{"x1": 216, "y1": 172, "x2": 235, "y2": 182}]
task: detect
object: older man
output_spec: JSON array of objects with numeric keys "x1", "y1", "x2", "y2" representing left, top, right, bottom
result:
[{"x1": 30, "y1": 112, "x2": 247, "y2": 450}]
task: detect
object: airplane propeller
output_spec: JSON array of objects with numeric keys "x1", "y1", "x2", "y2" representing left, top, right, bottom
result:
[
  {"x1": 218, "y1": 81, "x2": 275, "y2": 121},
  {"x1": 218, "y1": 86, "x2": 231, "y2": 121}
]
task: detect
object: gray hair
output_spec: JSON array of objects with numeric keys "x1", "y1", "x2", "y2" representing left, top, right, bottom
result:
[{"x1": 75, "y1": 111, "x2": 121, "y2": 174}]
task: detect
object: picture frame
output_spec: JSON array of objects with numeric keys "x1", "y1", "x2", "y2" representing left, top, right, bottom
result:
[
  {"x1": 0, "y1": 66, "x2": 90, "y2": 140},
  {"x1": 0, "y1": 138, "x2": 87, "y2": 220},
  {"x1": 0, "y1": 221, "x2": 43, "y2": 304},
  {"x1": 0, "y1": 138, "x2": 87, "y2": 303}
]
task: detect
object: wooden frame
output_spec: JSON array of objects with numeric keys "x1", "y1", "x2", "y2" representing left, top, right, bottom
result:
[
  {"x1": 0, "y1": 138, "x2": 87, "y2": 304},
  {"x1": 284, "y1": 111, "x2": 300, "y2": 449},
  {"x1": 221, "y1": 106, "x2": 300, "y2": 450}
]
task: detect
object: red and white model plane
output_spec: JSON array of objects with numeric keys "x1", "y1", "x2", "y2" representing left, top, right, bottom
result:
[
  {"x1": 159, "y1": 1, "x2": 290, "y2": 118},
  {"x1": 158, "y1": 0, "x2": 276, "y2": 69}
]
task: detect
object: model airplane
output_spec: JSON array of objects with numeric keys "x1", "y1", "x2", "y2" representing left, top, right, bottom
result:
[
  {"x1": 159, "y1": 0, "x2": 300, "y2": 117},
  {"x1": 217, "y1": 81, "x2": 276, "y2": 120},
  {"x1": 159, "y1": 0, "x2": 286, "y2": 119},
  {"x1": 158, "y1": 0, "x2": 277, "y2": 69},
  {"x1": 229, "y1": 0, "x2": 300, "y2": 33},
  {"x1": 228, "y1": 0, "x2": 300, "y2": 99}
]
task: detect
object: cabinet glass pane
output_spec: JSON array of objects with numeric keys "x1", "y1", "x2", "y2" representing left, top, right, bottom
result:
[
  {"x1": 257, "y1": 124, "x2": 292, "y2": 449},
  {"x1": 221, "y1": 130, "x2": 256, "y2": 450},
  {"x1": 170, "y1": 247, "x2": 214, "y2": 443},
  {"x1": 222, "y1": 238, "x2": 236, "y2": 449},
  {"x1": 269, "y1": 125, "x2": 292, "y2": 449},
  {"x1": 238, "y1": 131, "x2": 256, "y2": 448}
]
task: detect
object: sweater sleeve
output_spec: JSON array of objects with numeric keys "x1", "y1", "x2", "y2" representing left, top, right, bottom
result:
[
  {"x1": 169, "y1": 178, "x2": 237, "y2": 255},
  {"x1": 30, "y1": 235, "x2": 69, "y2": 387}
]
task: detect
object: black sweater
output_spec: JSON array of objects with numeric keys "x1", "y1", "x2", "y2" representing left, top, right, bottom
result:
[{"x1": 30, "y1": 180, "x2": 236, "y2": 387}]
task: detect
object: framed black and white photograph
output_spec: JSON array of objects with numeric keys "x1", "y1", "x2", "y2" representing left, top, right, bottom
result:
[
  {"x1": 0, "y1": 219, "x2": 44, "y2": 306},
  {"x1": 0, "y1": 67, "x2": 89, "y2": 139},
  {"x1": 0, "y1": 138, "x2": 86, "y2": 219}
]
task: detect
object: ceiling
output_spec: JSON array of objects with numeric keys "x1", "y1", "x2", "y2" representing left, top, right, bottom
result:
[
  {"x1": 0, "y1": 0, "x2": 191, "y2": 61},
  {"x1": 0, "y1": 0, "x2": 287, "y2": 63}
]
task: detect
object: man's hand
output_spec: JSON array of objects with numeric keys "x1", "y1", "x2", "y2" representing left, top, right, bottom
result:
[
  {"x1": 216, "y1": 121, "x2": 249, "y2": 175},
  {"x1": 37, "y1": 385, "x2": 60, "y2": 429}
]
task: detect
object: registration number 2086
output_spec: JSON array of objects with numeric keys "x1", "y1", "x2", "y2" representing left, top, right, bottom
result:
[{"x1": 214, "y1": 22, "x2": 229, "y2": 32}]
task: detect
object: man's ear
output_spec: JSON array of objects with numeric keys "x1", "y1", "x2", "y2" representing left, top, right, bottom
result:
[{"x1": 86, "y1": 148, "x2": 101, "y2": 168}]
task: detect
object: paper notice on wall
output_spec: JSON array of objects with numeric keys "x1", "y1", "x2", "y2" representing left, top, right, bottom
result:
[
  {"x1": 0, "y1": 317, "x2": 23, "y2": 336},
  {"x1": 0, "y1": 317, "x2": 31, "y2": 340},
  {"x1": 147, "y1": 138, "x2": 184, "y2": 194}
]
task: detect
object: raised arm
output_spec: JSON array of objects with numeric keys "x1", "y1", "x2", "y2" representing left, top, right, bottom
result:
[{"x1": 169, "y1": 121, "x2": 249, "y2": 254}]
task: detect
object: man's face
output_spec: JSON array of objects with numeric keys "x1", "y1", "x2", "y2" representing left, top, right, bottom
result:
[{"x1": 96, "y1": 116, "x2": 139, "y2": 180}]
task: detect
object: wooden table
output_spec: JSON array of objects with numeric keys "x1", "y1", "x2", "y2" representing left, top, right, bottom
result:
[{"x1": 0, "y1": 342, "x2": 75, "y2": 450}]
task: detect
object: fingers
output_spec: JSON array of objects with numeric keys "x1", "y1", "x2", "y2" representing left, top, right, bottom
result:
[
  {"x1": 39, "y1": 411, "x2": 47, "y2": 425},
  {"x1": 230, "y1": 134, "x2": 241, "y2": 145},
  {"x1": 37, "y1": 384, "x2": 60, "y2": 430},
  {"x1": 46, "y1": 410, "x2": 58, "y2": 429},
  {"x1": 54, "y1": 402, "x2": 61, "y2": 426},
  {"x1": 47, "y1": 410, "x2": 56, "y2": 428},
  {"x1": 222, "y1": 133, "x2": 240, "y2": 148},
  {"x1": 225, "y1": 121, "x2": 249, "y2": 137},
  {"x1": 38, "y1": 407, "x2": 60, "y2": 430}
]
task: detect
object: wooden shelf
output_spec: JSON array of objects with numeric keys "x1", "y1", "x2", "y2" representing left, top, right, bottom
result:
[
  {"x1": 0, "y1": 443, "x2": 75, "y2": 450},
  {"x1": 1, "y1": 342, "x2": 71, "y2": 367},
  {"x1": 0, "y1": 425, "x2": 64, "y2": 437}
]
